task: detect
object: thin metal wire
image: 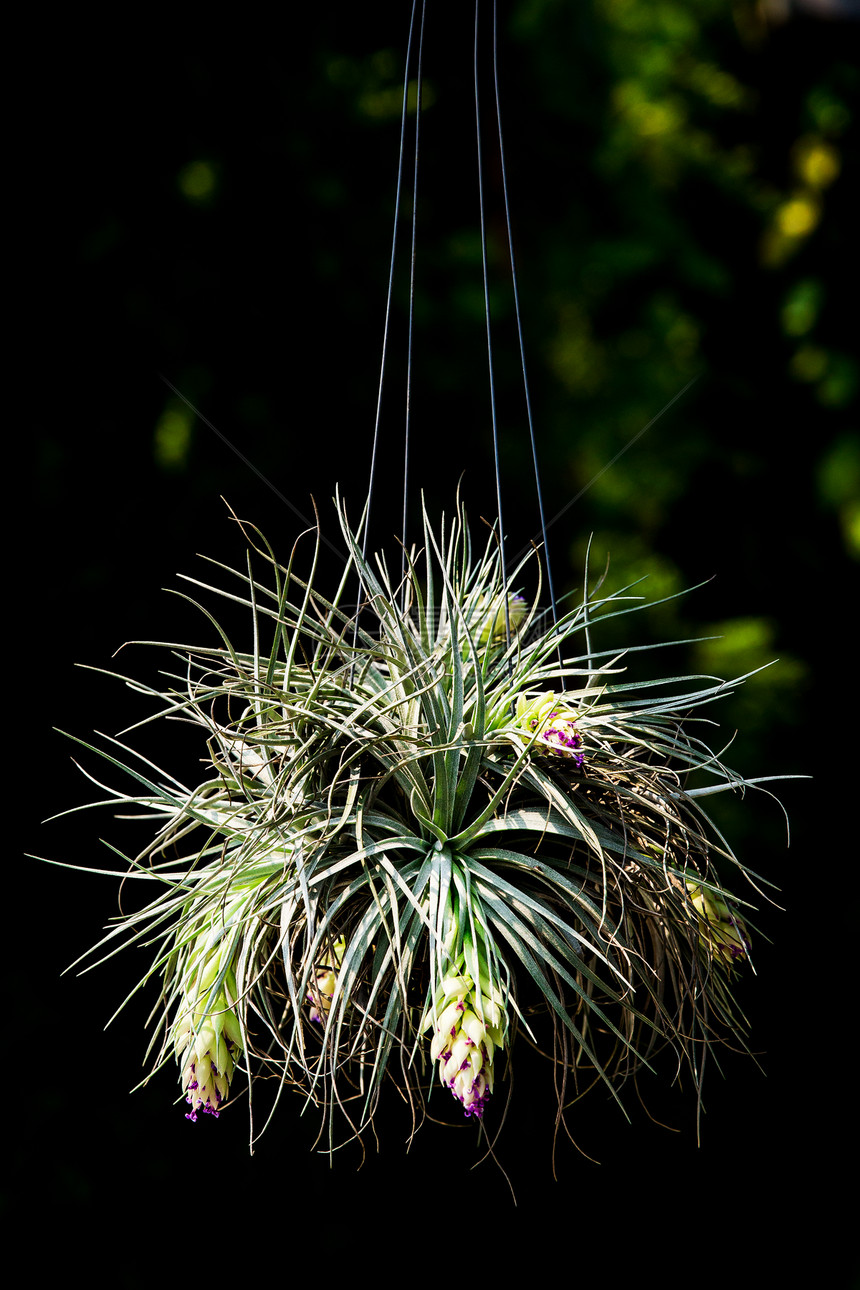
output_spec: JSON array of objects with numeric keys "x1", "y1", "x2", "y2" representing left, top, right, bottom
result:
[
  {"x1": 350, "y1": 0, "x2": 419, "y2": 672},
  {"x1": 401, "y1": 0, "x2": 427, "y2": 609},
  {"x1": 359, "y1": 0, "x2": 563, "y2": 675},
  {"x1": 490, "y1": 0, "x2": 565, "y2": 685},
  {"x1": 474, "y1": 0, "x2": 513, "y2": 661},
  {"x1": 511, "y1": 374, "x2": 701, "y2": 565}
]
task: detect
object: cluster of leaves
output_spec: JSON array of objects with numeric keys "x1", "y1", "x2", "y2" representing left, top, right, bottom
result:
[{"x1": 61, "y1": 496, "x2": 773, "y2": 1155}]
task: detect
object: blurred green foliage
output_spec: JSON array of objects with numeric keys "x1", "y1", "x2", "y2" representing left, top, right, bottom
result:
[{"x1": 30, "y1": 0, "x2": 856, "y2": 801}]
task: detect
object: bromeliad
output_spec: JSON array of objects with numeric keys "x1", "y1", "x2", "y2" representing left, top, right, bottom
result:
[{"x1": 52, "y1": 496, "x2": 780, "y2": 1158}]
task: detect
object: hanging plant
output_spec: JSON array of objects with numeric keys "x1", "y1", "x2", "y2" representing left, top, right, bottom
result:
[
  {"x1": 40, "y1": 1, "x2": 801, "y2": 1178},
  {"x1": 52, "y1": 494, "x2": 780, "y2": 1153}
]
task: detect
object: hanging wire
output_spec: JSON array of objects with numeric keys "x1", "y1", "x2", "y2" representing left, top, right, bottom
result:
[
  {"x1": 357, "y1": 0, "x2": 559, "y2": 679},
  {"x1": 490, "y1": 0, "x2": 565, "y2": 686},
  {"x1": 350, "y1": 0, "x2": 420, "y2": 672},
  {"x1": 474, "y1": 0, "x2": 513, "y2": 663},
  {"x1": 401, "y1": 1, "x2": 427, "y2": 609}
]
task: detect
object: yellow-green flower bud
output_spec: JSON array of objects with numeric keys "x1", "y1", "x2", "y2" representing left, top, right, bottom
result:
[
  {"x1": 422, "y1": 968, "x2": 506, "y2": 1119},
  {"x1": 687, "y1": 882, "x2": 751, "y2": 968},
  {"x1": 306, "y1": 936, "x2": 346, "y2": 1024},
  {"x1": 514, "y1": 692, "x2": 584, "y2": 766},
  {"x1": 477, "y1": 593, "x2": 527, "y2": 645},
  {"x1": 173, "y1": 943, "x2": 244, "y2": 1122}
]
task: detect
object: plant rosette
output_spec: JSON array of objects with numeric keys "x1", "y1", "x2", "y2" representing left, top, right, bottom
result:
[{"x1": 48, "y1": 496, "x2": 788, "y2": 1156}]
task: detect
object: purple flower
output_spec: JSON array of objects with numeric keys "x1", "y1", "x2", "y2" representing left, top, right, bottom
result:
[{"x1": 514, "y1": 693, "x2": 585, "y2": 767}]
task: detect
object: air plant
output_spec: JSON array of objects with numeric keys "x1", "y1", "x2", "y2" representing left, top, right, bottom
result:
[{"x1": 52, "y1": 492, "x2": 778, "y2": 1157}]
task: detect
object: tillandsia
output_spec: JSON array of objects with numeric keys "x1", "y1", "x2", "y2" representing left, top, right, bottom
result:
[{"x1": 49, "y1": 493, "x2": 786, "y2": 1157}]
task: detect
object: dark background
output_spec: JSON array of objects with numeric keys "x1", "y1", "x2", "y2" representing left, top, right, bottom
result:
[{"x1": 17, "y1": 2, "x2": 857, "y2": 1283}]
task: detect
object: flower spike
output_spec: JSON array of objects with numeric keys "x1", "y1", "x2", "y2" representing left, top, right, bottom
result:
[
  {"x1": 424, "y1": 967, "x2": 506, "y2": 1118},
  {"x1": 306, "y1": 936, "x2": 346, "y2": 1024},
  {"x1": 477, "y1": 592, "x2": 528, "y2": 645},
  {"x1": 514, "y1": 691, "x2": 585, "y2": 766},
  {"x1": 173, "y1": 937, "x2": 244, "y2": 1121},
  {"x1": 687, "y1": 882, "x2": 751, "y2": 968}
]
